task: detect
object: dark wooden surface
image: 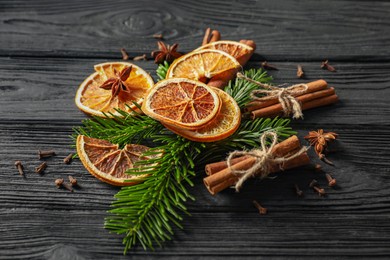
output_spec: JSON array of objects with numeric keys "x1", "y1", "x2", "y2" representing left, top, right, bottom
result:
[{"x1": 1, "y1": 0, "x2": 390, "y2": 259}]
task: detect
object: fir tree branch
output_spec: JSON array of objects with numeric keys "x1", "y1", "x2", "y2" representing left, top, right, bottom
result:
[
  {"x1": 156, "y1": 61, "x2": 170, "y2": 81},
  {"x1": 224, "y1": 68, "x2": 272, "y2": 108},
  {"x1": 73, "y1": 108, "x2": 164, "y2": 147},
  {"x1": 74, "y1": 67, "x2": 296, "y2": 254},
  {"x1": 105, "y1": 135, "x2": 203, "y2": 253}
]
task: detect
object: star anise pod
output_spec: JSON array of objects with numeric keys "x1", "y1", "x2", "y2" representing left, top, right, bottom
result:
[
  {"x1": 304, "y1": 129, "x2": 338, "y2": 165},
  {"x1": 99, "y1": 66, "x2": 135, "y2": 102},
  {"x1": 151, "y1": 41, "x2": 182, "y2": 64}
]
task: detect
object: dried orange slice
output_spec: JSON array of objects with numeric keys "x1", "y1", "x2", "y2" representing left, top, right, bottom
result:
[
  {"x1": 164, "y1": 88, "x2": 241, "y2": 142},
  {"x1": 166, "y1": 49, "x2": 241, "y2": 89},
  {"x1": 142, "y1": 78, "x2": 221, "y2": 130},
  {"x1": 75, "y1": 62, "x2": 154, "y2": 117},
  {"x1": 76, "y1": 135, "x2": 158, "y2": 186},
  {"x1": 194, "y1": 40, "x2": 255, "y2": 66}
]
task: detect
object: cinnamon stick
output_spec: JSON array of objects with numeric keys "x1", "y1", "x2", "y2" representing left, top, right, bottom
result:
[
  {"x1": 239, "y1": 39, "x2": 256, "y2": 51},
  {"x1": 301, "y1": 94, "x2": 339, "y2": 110},
  {"x1": 203, "y1": 135, "x2": 307, "y2": 195},
  {"x1": 205, "y1": 135, "x2": 301, "y2": 176},
  {"x1": 205, "y1": 156, "x2": 250, "y2": 176},
  {"x1": 207, "y1": 68, "x2": 239, "y2": 89},
  {"x1": 202, "y1": 28, "x2": 221, "y2": 45},
  {"x1": 204, "y1": 152, "x2": 310, "y2": 195},
  {"x1": 204, "y1": 156, "x2": 256, "y2": 190},
  {"x1": 246, "y1": 79, "x2": 328, "y2": 112},
  {"x1": 250, "y1": 88, "x2": 337, "y2": 119}
]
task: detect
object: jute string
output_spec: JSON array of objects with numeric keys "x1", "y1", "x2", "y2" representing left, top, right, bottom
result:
[
  {"x1": 237, "y1": 72, "x2": 308, "y2": 119},
  {"x1": 226, "y1": 131, "x2": 309, "y2": 192}
]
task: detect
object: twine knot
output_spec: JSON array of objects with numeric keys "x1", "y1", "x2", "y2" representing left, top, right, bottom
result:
[
  {"x1": 237, "y1": 72, "x2": 308, "y2": 119},
  {"x1": 226, "y1": 131, "x2": 308, "y2": 192}
]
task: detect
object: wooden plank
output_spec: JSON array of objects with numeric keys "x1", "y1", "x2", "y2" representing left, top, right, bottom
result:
[
  {"x1": 0, "y1": 123, "x2": 390, "y2": 258},
  {"x1": 1, "y1": 0, "x2": 390, "y2": 61},
  {"x1": 0, "y1": 57, "x2": 389, "y2": 124}
]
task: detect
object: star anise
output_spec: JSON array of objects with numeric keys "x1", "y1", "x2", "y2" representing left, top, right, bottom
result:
[
  {"x1": 304, "y1": 129, "x2": 338, "y2": 165},
  {"x1": 151, "y1": 41, "x2": 182, "y2": 64},
  {"x1": 99, "y1": 66, "x2": 135, "y2": 102}
]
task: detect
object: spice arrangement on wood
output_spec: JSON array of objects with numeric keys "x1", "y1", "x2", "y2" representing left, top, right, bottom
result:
[{"x1": 69, "y1": 27, "x2": 342, "y2": 253}]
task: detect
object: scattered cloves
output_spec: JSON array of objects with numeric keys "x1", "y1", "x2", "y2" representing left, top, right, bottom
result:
[
  {"x1": 294, "y1": 184, "x2": 304, "y2": 197},
  {"x1": 38, "y1": 150, "x2": 56, "y2": 159},
  {"x1": 297, "y1": 64, "x2": 304, "y2": 78},
  {"x1": 261, "y1": 61, "x2": 278, "y2": 70},
  {"x1": 133, "y1": 54, "x2": 147, "y2": 61},
  {"x1": 35, "y1": 162, "x2": 47, "y2": 174},
  {"x1": 120, "y1": 48, "x2": 129, "y2": 60},
  {"x1": 325, "y1": 173, "x2": 337, "y2": 187},
  {"x1": 321, "y1": 60, "x2": 336, "y2": 72},
  {"x1": 68, "y1": 176, "x2": 78, "y2": 186},
  {"x1": 319, "y1": 154, "x2": 334, "y2": 166},
  {"x1": 63, "y1": 153, "x2": 73, "y2": 164},
  {"x1": 253, "y1": 200, "x2": 267, "y2": 215},
  {"x1": 14, "y1": 161, "x2": 24, "y2": 176},
  {"x1": 309, "y1": 179, "x2": 325, "y2": 196},
  {"x1": 152, "y1": 33, "x2": 163, "y2": 40},
  {"x1": 55, "y1": 178, "x2": 73, "y2": 192}
]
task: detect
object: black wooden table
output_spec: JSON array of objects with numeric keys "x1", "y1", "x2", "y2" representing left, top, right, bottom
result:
[{"x1": 1, "y1": 0, "x2": 390, "y2": 259}]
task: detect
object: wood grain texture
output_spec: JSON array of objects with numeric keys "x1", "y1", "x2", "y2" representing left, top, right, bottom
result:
[
  {"x1": 1, "y1": 0, "x2": 390, "y2": 61},
  {"x1": 0, "y1": 57, "x2": 389, "y2": 125},
  {"x1": 1, "y1": 0, "x2": 390, "y2": 259},
  {"x1": 0, "y1": 123, "x2": 390, "y2": 259}
]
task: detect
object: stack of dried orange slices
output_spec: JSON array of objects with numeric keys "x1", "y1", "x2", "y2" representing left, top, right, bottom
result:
[
  {"x1": 74, "y1": 40, "x2": 254, "y2": 185},
  {"x1": 142, "y1": 78, "x2": 241, "y2": 142}
]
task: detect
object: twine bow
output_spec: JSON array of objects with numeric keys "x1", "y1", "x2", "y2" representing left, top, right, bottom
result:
[
  {"x1": 237, "y1": 72, "x2": 308, "y2": 119},
  {"x1": 226, "y1": 131, "x2": 309, "y2": 192}
]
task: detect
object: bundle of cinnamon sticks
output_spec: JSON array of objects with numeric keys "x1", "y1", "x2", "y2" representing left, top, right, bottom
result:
[
  {"x1": 203, "y1": 135, "x2": 310, "y2": 195},
  {"x1": 246, "y1": 79, "x2": 338, "y2": 119}
]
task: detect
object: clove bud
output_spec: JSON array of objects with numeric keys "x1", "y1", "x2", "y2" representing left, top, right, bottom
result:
[
  {"x1": 309, "y1": 179, "x2": 325, "y2": 196},
  {"x1": 55, "y1": 178, "x2": 73, "y2": 192},
  {"x1": 321, "y1": 60, "x2": 336, "y2": 72},
  {"x1": 35, "y1": 162, "x2": 47, "y2": 174},
  {"x1": 253, "y1": 200, "x2": 267, "y2": 215},
  {"x1": 120, "y1": 48, "x2": 129, "y2": 60},
  {"x1": 297, "y1": 64, "x2": 304, "y2": 78},
  {"x1": 133, "y1": 54, "x2": 147, "y2": 61},
  {"x1": 38, "y1": 150, "x2": 56, "y2": 159},
  {"x1": 261, "y1": 61, "x2": 278, "y2": 70},
  {"x1": 15, "y1": 161, "x2": 24, "y2": 176},
  {"x1": 63, "y1": 153, "x2": 73, "y2": 164},
  {"x1": 68, "y1": 176, "x2": 78, "y2": 186}
]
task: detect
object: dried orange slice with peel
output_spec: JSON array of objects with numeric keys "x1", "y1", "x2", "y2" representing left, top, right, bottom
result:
[
  {"x1": 194, "y1": 40, "x2": 255, "y2": 66},
  {"x1": 142, "y1": 78, "x2": 221, "y2": 130},
  {"x1": 166, "y1": 49, "x2": 241, "y2": 89},
  {"x1": 76, "y1": 135, "x2": 159, "y2": 186},
  {"x1": 164, "y1": 88, "x2": 241, "y2": 142},
  {"x1": 75, "y1": 62, "x2": 154, "y2": 117}
]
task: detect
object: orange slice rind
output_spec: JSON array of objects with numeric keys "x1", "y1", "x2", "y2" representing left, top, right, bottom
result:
[
  {"x1": 76, "y1": 135, "x2": 159, "y2": 186},
  {"x1": 194, "y1": 40, "x2": 254, "y2": 66},
  {"x1": 142, "y1": 78, "x2": 221, "y2": 130},
  {"x1": 164, "y1": 88, "x2": 241, "y2": 142},
  {"x1": 75, "y1": 62, "x2": 154, "y2": 117},
  {"x1": 166, "y1": 49, "x2": 241, "y2": 88}
]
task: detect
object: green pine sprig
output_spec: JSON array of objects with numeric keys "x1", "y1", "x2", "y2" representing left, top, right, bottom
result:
[
  {"x1": 74, "y1": 67, "x2": 296, "y2": 254},
  {"x1": 156, "y1": 61, "x2": 170, "y2": 81},
  {"x1": 74, "y1": 107, "x2": 163, "y2": 147},
  {"x1": 224, "y1": 68, "x2": 272, "y2": 107},
  {"x1": 105, "y1": 134, "x2": 203, "y2": 252}
]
